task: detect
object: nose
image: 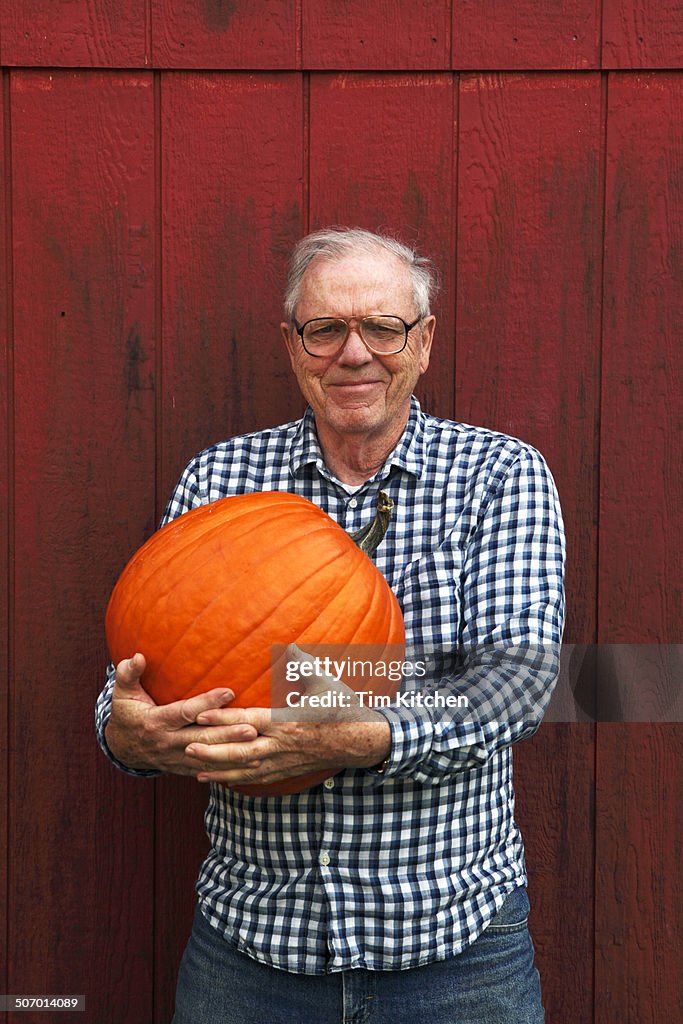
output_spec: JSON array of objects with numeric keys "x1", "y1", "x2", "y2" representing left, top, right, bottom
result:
[{"x1": 336, "y1": 325, "x2": 374, "y2": 365}]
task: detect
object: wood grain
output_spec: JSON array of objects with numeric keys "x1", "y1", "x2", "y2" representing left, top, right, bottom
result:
[
  {"x1": 154, "y1": 71, "x2": 304, "y2": 1022},
  {"x1": 0, "y1": 0, "x2": 149, "y2": 67},
  {"x1": 595, "y1": 725, "x2": 683, "y2": 1024},
  {"x1": 9, "y1": 70, "x2": 157, "y2": 1023},
  {"x1": 151, "y1": 0, "x2": 297, "y2": 69},
  {"x1": 603, "y1": 0, "x2": 683, "y2": 68},
  {"x1": 455, "y1": 71, "x2": 603, "y2": 646},
  {"x1": 153, "y1": 777, "x2": 211, "y2": 1024},
  {"x1": 452, "y1": 0, "x2": 599, "y2": 70},
  {"x1": 302, "y1": 0, "x2": 450, "y2": 69},
  {"x1": 455, "y1": 71, "x2": 603, "y2": 1022},
  {"x1": 596, "y1": 70, "x2": 683, "y2": 1023},
  {"x1": 600, "y1": 71, "x2": 682, "y2": 644},
  {"x1": 308, "y1": 72, "x2": 456, "y2": 421},
  {"x1": 159, "y1": 71, "x2": 304, "y2": 500},
  {"x1": 0, "y1": 75, "x2": 9, "y2": 1003},
  {"x1": 514, "y1": 724, "x2": 596, "y2": 1022}
]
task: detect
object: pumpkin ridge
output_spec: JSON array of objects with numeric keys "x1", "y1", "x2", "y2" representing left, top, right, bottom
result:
[
  {"x1": 151, "y1": 528, "x2": 355, "y2": 696},
  {"x1": 231, "y1": 555, "x2": 400, "y2": 705},
  {"x1": 108, "y1": 497, "x2": 341, "y2": 640},
  {"x1": 296, "y1": 555, "x2": 383, "y2": 643}
]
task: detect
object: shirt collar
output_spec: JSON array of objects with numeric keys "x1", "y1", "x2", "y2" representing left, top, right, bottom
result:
[{"x1": 288, "y1": 394, "x2": 428, "y2": 482}]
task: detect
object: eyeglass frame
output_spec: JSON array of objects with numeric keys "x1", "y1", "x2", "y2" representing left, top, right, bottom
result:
[{"x1": 292, "y1": 314, "x2": 423, "y2": 357}]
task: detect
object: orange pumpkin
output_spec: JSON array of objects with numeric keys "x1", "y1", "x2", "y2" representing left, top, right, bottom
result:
[{"x1": 105, "y1": 491, "x2": 405, "y2": 796}]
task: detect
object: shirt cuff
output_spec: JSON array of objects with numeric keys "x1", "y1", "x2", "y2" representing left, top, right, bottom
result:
[{"x1": 369, "y1": 705, "x2": 436, "y2": 778}]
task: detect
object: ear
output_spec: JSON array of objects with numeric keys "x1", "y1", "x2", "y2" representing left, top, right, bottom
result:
[
  {"x1": 281, "y1": 321, "x2": 297, "y2": 367},
  {"x1": 418, "y1": 315, "x2": 436, "y2": 375}
]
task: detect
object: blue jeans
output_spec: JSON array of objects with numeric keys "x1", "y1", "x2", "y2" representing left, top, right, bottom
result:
[{"x1": 172, "y1": 887, "x2": 544, "y2": 1024}]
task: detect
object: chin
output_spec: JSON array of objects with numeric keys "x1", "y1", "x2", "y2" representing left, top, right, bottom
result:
[{"x1": 327, "y1": 406, "x2": 383, "y2": 435}]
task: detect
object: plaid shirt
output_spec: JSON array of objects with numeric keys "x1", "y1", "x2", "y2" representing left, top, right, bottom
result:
[{"x1": 96, "y1": 396, "x2": 565, "y2": 974}]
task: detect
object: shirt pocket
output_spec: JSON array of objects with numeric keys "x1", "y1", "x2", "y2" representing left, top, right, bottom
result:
[{"x1": 394, "y1": 546, "x2": 463, "y2": 657}]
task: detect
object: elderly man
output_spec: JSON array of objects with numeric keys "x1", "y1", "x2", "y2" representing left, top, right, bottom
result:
[{"x1": 96, "y1": 227, "x2": 565, "y2": 1024}]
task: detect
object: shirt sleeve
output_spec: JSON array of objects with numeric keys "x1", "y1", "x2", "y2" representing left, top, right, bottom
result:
[
  {"x1": 375, "y1": 447, "x2": 566, "y2": 783},
  {"x1": 94, "y1": 459, "x2": 204, "y2": 776}
]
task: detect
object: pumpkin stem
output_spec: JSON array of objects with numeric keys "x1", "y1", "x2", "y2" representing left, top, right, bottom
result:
[{"x1": 349, "y1": 491, "x2": 394, "y2": 556}]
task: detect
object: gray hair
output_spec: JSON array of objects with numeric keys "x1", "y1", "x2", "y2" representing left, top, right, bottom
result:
[{"x1": 283, "y1": 226, "x2": 437, "y2": 322}]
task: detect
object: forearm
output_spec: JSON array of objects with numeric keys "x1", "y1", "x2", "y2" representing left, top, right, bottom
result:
[{"x1": 372, "y1": 642, "x2": 560, "y2": 782}]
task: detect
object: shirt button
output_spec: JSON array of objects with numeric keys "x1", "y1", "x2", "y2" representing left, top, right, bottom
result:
[
  {"x1": 323, "y1": 778, "x2": 335, "y2": 789},
  {"x1": 320, "y1": 851, "x2": 331, "y2": 867},
  {"x1": 348, "y1": 497, "x2": 358, "y2": 508}
]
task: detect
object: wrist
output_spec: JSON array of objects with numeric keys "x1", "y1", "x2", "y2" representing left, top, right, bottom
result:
[{"x1": 357, "y1": 715, "x2": 391, "y2": 770}]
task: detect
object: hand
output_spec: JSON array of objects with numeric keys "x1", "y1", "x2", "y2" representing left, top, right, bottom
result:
[
  {"x1": 104, "y1": 653, "x2": 259, "y2": 775},
  {"x1": 184, "y1": 645, "x2": 392, "y2": 789}
]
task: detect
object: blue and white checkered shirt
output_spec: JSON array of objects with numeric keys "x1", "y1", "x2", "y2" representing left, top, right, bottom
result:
[{"x1": 96, "y1": 396, "x2": 565, "y2": 974}]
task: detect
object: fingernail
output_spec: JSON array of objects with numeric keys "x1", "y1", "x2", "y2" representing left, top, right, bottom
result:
[{"x1": 219, "y1": 690, "x2": 235, "y2": 705}]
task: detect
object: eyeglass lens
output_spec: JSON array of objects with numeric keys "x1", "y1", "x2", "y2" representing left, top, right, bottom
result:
[{"x1": 302, "y1": 316, "x2": 407, "y2": 354}]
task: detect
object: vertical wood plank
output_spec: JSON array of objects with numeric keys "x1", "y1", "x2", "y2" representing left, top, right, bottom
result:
[
  {"x1": 302, "y1": 0, "x2": 450, "y2": 70},
  {"x1": 456, "y1": 71, "x2": 603, "y2": 645},
  {"x1": 600, "y1": 72, "x2": 682, "y2": 643},
  {"x1": 455, "y1": 72, "x2": 603, "y2": 1022},
  {"x1": 10, "y1": 70, "x2": 157, "y2": 1022},
  {"x1": 513, "y1": 724, "x2": 596, "y2": 1020},
  {"x1": 160, "y1": 72, "x2": 305, "y2": 498},
  {"x1": 308, "y1": 72, "x2": 456, "y2": 421},
  {"x1": 597, "y1": 71, "x2": 683, "y2": 1023},
  {"x1": 595, "y1": 725, "x2": 683, "y2": 1024},
  {"x1": 151, "y1": 1, "x2": 297, "y2": 69},
  {"x1": 0, "y1": 73, "x2": 9, "y2": 1003},
  {"x1": 0, "y1": 0, "x2": 149, "y2": 68},
  {"x1": 154, "y1": 71, "x2": 304, "y2": 1023},
  {"x1": 603, "y1": 0, "x2": 683, "y2": 68},
  {"x1": 453, "y1": 0, "x2": 600, "y2": 70}
]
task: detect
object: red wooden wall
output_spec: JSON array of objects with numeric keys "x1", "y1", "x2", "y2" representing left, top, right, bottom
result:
[{"x1": 1, "y1": 3, "x2": 681, "y2": 1022}]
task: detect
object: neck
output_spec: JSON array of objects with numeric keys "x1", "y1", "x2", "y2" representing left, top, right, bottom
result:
[{"x1": 315, "y1": 415, "x2": 409, "y2": 486}]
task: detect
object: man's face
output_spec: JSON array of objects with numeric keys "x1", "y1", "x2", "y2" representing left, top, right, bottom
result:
[{"x1": 281, "y1": 251, "x2": 434, "y2": 448}]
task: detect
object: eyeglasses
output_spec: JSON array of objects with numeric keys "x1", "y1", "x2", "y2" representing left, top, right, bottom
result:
[{"x1": 293, "y1": 315, "x2": 422, "y2": 357}]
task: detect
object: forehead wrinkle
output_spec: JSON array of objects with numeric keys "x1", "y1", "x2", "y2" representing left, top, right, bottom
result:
[{"x1": 296, "y1": 254, "x2": 415, "y2": 321}]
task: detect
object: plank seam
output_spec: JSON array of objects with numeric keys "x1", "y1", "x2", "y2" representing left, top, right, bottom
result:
[
  {"x1": 594, "y1": 66, "x2": 611, "y2": 1024},
  {"x1": 304, "y1": 71, "x2": 310, "y2": 235},
  {"x1": 451, "y1": 70, "x2": 459, "y2": 422},
  {"x1": 152, "y1": 65, "x2": 162, "y2": 1024},
  {"x1": 2, "y1": 64, "x2": 13, "y2": 1007},
  {"x1": 596, "y1": 68, "x2": 609, "y2": 647},
  {"x1": 154, "y1": 70, "x2": 163, "y2": 525}
]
